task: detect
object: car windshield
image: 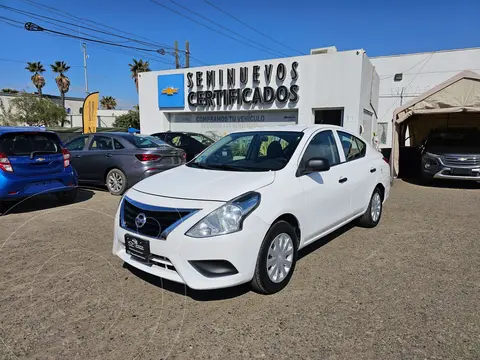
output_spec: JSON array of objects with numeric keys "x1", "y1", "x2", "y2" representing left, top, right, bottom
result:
[
  {"x1": 0, "y1": 132, "x2": 62, "y2": 156},
  {"x1": 186, "y1": 131, "x2": 304, "y2": 172},
  {"x1": 122, "y1": 134, "x2": 168, "y2": 148},
  {"x1": 190, "y1": 133, "x2": 214, "y2": 146},
  {"x1": 427, "y1": 129, "x2": 480, "y2": 148}
]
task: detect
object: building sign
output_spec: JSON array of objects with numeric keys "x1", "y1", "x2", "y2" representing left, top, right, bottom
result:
[
  {"x1": 186, "y1": 62, "x2": 299, "y2": 107},
  {"x1": 158, "y1": 74, "x2": 185, "y2": 109},
  {"x1": 170, "y1": 111, "x2": 298, "y2": 123}
]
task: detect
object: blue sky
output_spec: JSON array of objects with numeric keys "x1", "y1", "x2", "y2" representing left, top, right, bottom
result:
[{"x1": 1, "y1": 0, "x2": 478, "y2": 109}]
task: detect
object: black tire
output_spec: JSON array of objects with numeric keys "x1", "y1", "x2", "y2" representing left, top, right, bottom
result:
[
  {"x1": 56, "y1": 188, "x2": 78, "y2": 204},
  {"x1": 0, "y1": 202, "x2": 5, "y2": 215},
  {"x1": 106, "y1": 168, "x2": 127, "y2": 196},
  {"x1": 251, "y1": 221, "x2": 298, "y2": 295},
  {"x1": 357, "y1": 187, "x2": 383, "y2": 228}
]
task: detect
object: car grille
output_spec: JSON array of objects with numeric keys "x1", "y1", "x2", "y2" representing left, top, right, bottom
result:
[
  {"x1": 442, "y1": 155, "x2": 480, "y2": 167},
  {"x1": 120, "y1": 197, "x2": 199, "y2": 239}
]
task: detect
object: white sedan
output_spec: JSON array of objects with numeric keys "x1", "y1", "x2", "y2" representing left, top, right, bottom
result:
[{"x1": 112, "y1": 125, "x2": 391, "y2": 294}]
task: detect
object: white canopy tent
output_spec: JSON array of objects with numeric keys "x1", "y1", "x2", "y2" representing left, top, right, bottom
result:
[{"x1": 390, "y1": 70, "x2": 480, "y2": 177}]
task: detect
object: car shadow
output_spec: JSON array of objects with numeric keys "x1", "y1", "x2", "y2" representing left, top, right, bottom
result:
[
  {"x1": 123, "y1": 263, "x2": 251, "y2": 301},
  {"x1": 401, "y1": 176, "x2": 480, "y2": 189},
  {"x1": 124, "y1": 222, "x2": 358, "y2": 301},
  {"x1": 298, "y1": 222, "x2": 356, "y2": 260},
  {"x1": 0, "y1": 188, "x2": 95, "y2": 216}
]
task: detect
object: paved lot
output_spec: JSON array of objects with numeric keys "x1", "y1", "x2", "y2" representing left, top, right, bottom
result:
[{"x1": 0, "y1": 180, "x2": 479, "y2": 360}]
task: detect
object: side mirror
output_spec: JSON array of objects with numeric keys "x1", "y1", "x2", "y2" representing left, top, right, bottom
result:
[{"x1": 297, "y1": 157, "x2": 330, "y2": 176}]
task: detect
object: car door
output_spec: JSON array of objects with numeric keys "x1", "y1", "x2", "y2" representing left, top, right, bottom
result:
[
  {"x1": 66, "y1": 135, "x2": 90, "y2": 180},
  {"x1": 82, "y1": 135, "x2": 115, "y2": 182},
  {"x1": 296, "y1": 129, "x2": 352, "y2": 245},
  {"x1": 336, "y1": 130, "x2": 374, "y2": 215}
]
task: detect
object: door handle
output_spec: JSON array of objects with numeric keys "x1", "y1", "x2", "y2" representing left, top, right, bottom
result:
[
  {"x1": 339, "y1": 177, "x2": 348, "y2": 184},
  {"x1": 370, "y1": 167, "x2": 377, "y2": 173},
  {"x1": 105, "y1": 153, "x2": 113, "y2": 158}
]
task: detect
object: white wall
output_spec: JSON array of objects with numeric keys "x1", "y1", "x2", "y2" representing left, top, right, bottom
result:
[
  {"x1": 371, "y1": 47, "x2": 480, "y2": 148},
  {"x1": 139, "y1": 49, "x2": 376, "y2": 138}
]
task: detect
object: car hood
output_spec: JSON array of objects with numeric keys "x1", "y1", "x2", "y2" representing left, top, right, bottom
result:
[
  {"x1": 427, "y1": 146, "x2": 480, "y2": 156},
  {"x1": 132, "y1": 165, "x2": 275, "y2": 201}
]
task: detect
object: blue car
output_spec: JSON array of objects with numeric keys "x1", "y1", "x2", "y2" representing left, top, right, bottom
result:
[{"x1": 0, "y1": 126, "x2": 78, "y2": 214}]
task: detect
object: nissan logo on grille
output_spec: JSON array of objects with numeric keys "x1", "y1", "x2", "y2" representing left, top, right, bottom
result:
[{"x1": 135, "y1": 213, "x2": 147, "y2": 228}]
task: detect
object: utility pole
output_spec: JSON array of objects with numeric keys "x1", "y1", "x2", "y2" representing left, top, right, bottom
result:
[
  {"x1": 174, "y1": 40, "x2": 180, "y2": 69},
  {"x1": 82, "y1": 42, "x2": 89, "y2": 95},
  {"x1": 185, "y1": 41, "x2": 190, "y2": 68}
]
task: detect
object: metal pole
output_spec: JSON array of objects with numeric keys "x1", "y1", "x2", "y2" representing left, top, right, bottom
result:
[
  {"x1": 174, "y1": 40, "x2": 179, "y2": 69},
  {"x1": 185, "y1": 41, "x2": 190, "y2": 68},
  {"x1": 82, "y1": 43, "x2": 89, "y2": 95}
]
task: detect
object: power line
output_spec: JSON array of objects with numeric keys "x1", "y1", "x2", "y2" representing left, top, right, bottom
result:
[
  {"x1": 24, "y1": 22, "x2": 167, "y2": 53},
  {"x1": 378, "y1": 52, "x2": 435, "y2": 121},
  {"x1": 148, "y1": 0, "x2": 284, "y2": 58},
  {"x1": 202, "y1": 0, "x2": 305, "y2": 56},
  {"x1": 18, "y1": 0, "x2": 178, "y2": 52},
  {"x1": 379, "y1": 53, "x2": 433, "y2": 80},
  {"x1": 163, "y1": 0, "x2": 289, "y2": 57},
  {"x1": 1, "y1": 5, "x2": 167, "y2": 49}
]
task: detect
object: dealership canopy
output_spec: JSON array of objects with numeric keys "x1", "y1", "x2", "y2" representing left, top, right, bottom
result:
[{"x1": 391, "y1": 70, "x2": 480, "y2": 176}]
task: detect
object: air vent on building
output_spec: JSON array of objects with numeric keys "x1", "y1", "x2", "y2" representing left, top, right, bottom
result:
[
  {"x1": 394, "y1": 73, "x2": 403, "y2": 82},
  {"x1": 310, "y1": 46, "x2": 337, "y2": 55}
]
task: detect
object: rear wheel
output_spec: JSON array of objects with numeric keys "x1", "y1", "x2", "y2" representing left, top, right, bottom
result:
[
  {"x1": 56, "y1": 188, "x2": 78, "y2": 204},
  {"x1": 357, "y1": 187, "x2": 383, "y2": 228},
  {"x1": 106, "y1": 168, "x2": 127, "y2": 196},
  {"x1": 251, "y1": 221, "x2": 298, "y2": 295}
]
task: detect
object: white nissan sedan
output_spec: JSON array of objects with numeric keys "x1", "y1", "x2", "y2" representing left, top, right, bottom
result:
[{"x1": 113, "y1": 125, "x2": 391, "y2": 294}]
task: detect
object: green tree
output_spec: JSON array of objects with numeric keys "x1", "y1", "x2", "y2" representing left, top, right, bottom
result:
[
  {"x1": 128, "y1": 59, "x2": 150, "y2": 92},
  {"x1": 9, "y1": 93, "x2": 67, "y2": 127},
  {"x1": 50, "y1": 61, "x2": 71, "y2": 126},
  {"x1": 1, "y1": 88, "x2": 19, "y2": 94},
  {"x1": 113, "y1": 106, "x2": 140, "y2": 129},
  {"x1": 25, "y1": 61, "x2": 46, "y2": 96},
  {"x1": 100, "y1": 96, "x2": 117, "y2": 109},
  {"x1": 0, "y1": 99, "x2": 16, "y2": 126}
]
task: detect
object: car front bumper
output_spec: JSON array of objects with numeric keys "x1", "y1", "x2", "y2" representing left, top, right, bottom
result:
[
  {"x1": 421, "y1": 156, "x2": 480, "y2": 181},
  {"x1": 112, "y1": 189, "x2": 269, "y2": 290}
]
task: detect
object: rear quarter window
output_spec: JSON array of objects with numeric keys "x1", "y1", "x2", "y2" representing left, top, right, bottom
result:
[{"x1": 0, "y1": 132, "x2": 61, "y2": 156}]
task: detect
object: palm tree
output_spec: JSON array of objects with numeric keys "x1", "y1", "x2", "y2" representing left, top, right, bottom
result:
[
  {"x1": 128, "y1": 59, "x2": 150, "y2": 92},
  {"x1": 100, "y1": 96, "x2": 117, "y2": 109},
  {"x1": 50, "y1": 61, "x2": 71, "y2": 127},
  {"x1": 25, "y1": 61, "x2": 46, "y2": 96}
]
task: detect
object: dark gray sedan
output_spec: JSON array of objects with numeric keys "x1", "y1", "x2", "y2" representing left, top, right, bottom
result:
[{"x1": 65, "y1": 132, "x2": 186, "y2": 195}]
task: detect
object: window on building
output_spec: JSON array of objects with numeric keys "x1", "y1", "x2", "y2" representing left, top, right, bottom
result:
[{"x1": 377, "y1": 123, "x2": 388, "y2": 145}]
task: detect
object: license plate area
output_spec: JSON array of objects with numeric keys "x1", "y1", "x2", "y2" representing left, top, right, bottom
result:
[
  {"x1": 451, "y1": 168, "x2": 473, "y2": 176},
  {"x1": 125, "y1": 234, "x2": 151, "y2": 263}
]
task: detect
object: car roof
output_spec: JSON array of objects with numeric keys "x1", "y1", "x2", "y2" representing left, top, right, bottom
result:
[
  {"x1": 228, "y1": 124, "x2": 343, "y2": 134},
  {"x1": 0, "y1": 126, "x2": 53, "y2": 135}
]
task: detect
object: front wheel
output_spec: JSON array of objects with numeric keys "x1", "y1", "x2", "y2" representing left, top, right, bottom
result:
[
  {"x1": 251, "y1": 221, "x2": 298, "y2": 295},
  {"x1": 106, "y1": 169, "x2": 127, "y2": 196},
  {"x1": 357, "y1": 187, "x2": 383, "y2": 228}
]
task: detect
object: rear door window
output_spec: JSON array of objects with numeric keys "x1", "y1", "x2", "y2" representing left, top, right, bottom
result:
[
  {"x1": 66, "y1": 136, "x2": 88, "y2": 151},
  {"x1": 89, "y1": 135, "x2": 113, "y2": 151},
  {"x1": 0, "y1": 132, "x2": 62, "y2": 156},
  {"x1": 337, "y1": 131, "x2": 366, "y2": 162}
]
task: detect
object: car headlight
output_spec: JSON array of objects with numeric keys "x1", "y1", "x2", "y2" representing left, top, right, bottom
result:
[
  {"x1": 185, "y1": 192, "x2": 261, "y2": 238},
  {"x1": 423, "y1": 152, "x2": 440, "y2": 166}
]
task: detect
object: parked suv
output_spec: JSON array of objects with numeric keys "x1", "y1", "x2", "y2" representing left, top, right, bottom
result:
[
  {"x1": 420, "y1": 127, "x2": 480, "y2": 183},
  {"x1": 0, "y1": 127, "x2": 78, "y2": 214}
]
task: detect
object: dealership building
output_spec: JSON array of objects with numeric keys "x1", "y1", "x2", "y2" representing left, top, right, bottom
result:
[
  {"x1": 139, "y1": 46, "x2": 480, "y2": 171},
  {"x1": 139, "y1": 47, "x2": 380, "y2": 144}
]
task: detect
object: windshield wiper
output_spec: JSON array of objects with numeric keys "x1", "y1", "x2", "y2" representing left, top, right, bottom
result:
[
  {"x1": 29, "y1": 150, "x2": 57, "y2": 159},
  {"x1": 188, "y1": 162, "x2": 248, "y2": 171}
]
